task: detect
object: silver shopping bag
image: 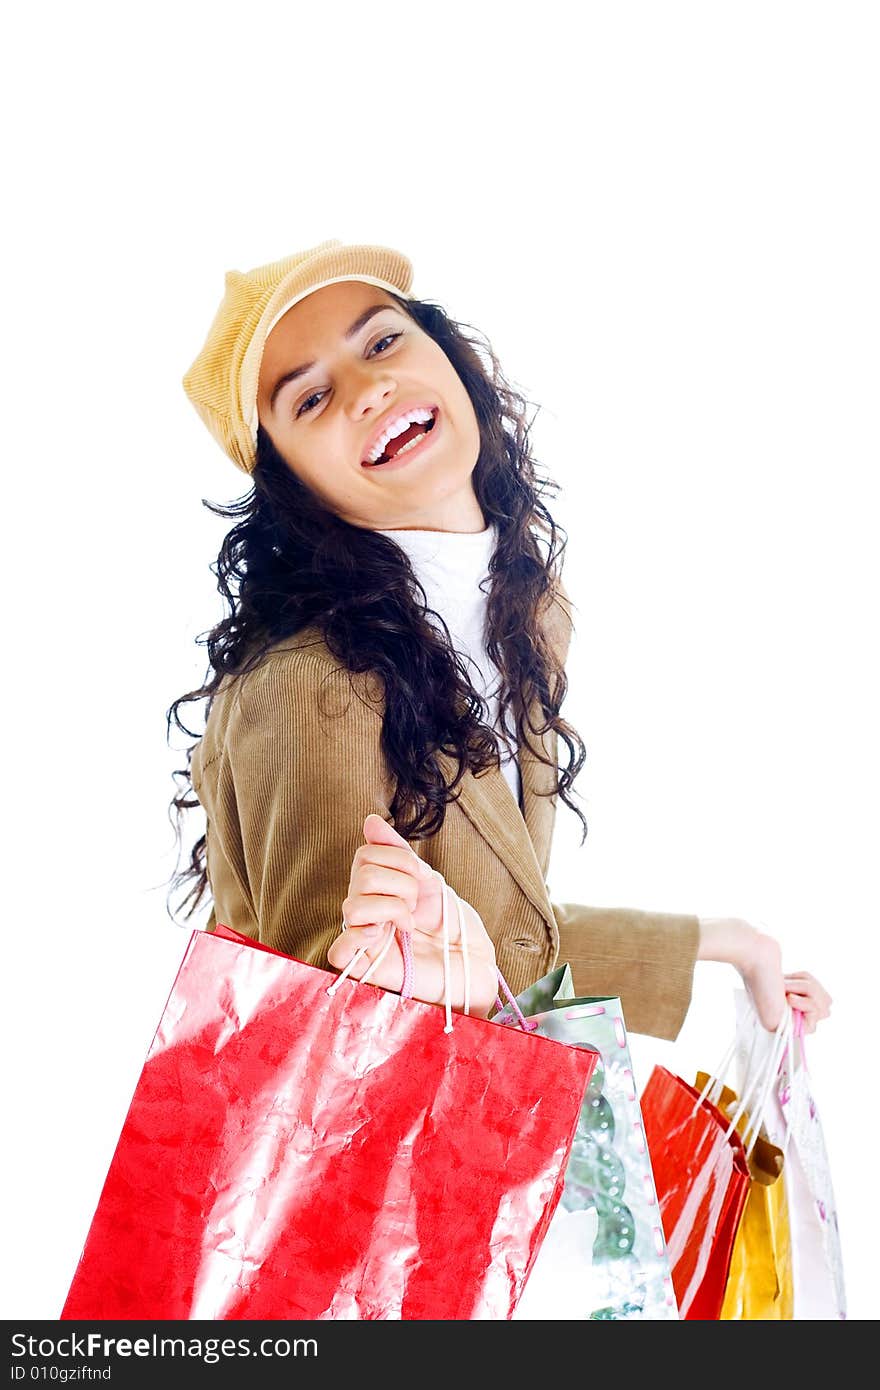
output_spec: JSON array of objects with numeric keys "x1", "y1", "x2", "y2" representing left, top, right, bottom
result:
[{"x1": 496, "y1": 965, "x2": 679, "y2": 1320}]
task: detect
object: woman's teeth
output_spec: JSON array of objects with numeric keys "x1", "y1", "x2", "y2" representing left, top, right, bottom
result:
[
  {"x1": 366, "y1": 411, "x2": 437, "y2": 466},
  {"x1": 390, "y1": 432, "x2": 427, "y2": 459},
  {"x1": 365, "y1": 407, "x2": 436, "y2": 464}
]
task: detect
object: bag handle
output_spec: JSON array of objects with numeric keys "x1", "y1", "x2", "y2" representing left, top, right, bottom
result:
[
  {"x1": 776, "y1": 1005, "x2": 808, "y2": 1156},
  {"x1": 735, "y1": 999, "x2": 810, "y2": 1161},
  {"x1": 328, "y1": 867, "x2": 522, "y2": 1034},
  {"x1": 494, "y1": 974, "x2": 540, "y2": 1032},
  {"x1": 694, "y1": 1002, "x2": 793, "y2": 1158},
  {"x1": 728, "y1": 1007, "x2": 792, "y2": 1157},
  {"x1": 327, "y1": 870, "x2": 529, "y2": 1033}
]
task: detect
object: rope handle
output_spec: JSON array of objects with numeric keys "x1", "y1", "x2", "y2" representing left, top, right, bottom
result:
[
  {"x1": 726, "y1": 1008, "x2": 792, "y2": 1158},
  {"x1": 791, "y1": 1006, "x2": 808, "y2": 1069},
  {"x1": 775, "y1": 1005, "x2": 809, "y2": 1156},
  {"x1": 694, "y1": 1000, "x2": 794, "y2": 1159},
  {"x1": 494, "y1": 973, "x2": 540, "y2": 1032},
  {"x1": 326, "y1": 869, "x2": 528, "y2": 1032}
]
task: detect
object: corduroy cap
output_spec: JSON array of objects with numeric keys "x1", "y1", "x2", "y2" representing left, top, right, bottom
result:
[{"x1": 182, "y1": 238, "x2": 414, "y2": 474}]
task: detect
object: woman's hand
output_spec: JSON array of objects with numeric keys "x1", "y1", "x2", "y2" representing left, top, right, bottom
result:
[
  {"x1": 697, "y1": 916, "x2": 832, "y2": 1033},
  {"x1": 327, "y1": 814, "x2": 498, "y2": 1018}
]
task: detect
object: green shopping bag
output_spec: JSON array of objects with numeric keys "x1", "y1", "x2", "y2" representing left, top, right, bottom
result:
[{"x1": 497, "y1": 966, "x2": 679, "y2": 1320}]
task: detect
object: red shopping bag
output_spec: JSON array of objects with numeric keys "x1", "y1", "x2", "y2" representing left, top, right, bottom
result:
[
  {"x1": 61, "y1": 925, "x2": 595, "y2": 1321},
  {"x1": 640, "y1": 1065, "x2": 750, "y2": 1320}
]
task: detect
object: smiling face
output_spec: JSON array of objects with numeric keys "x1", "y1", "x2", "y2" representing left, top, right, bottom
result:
[{"x1": 256, "y1": 280, "x2": 485, "y2": 532}]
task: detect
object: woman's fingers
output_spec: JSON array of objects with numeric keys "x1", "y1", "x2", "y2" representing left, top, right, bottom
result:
[
  {"x1": 350, "y1": 840, "x2": 430, "y2": 883},
  {"x1": 349, "y1": 845, "x2": 431, "y2": 900},
  {"x1": 783, "y1": 972, "x2": 832, "y2": 1034},
  {"x1": 346, "y1": 843, "x2": 433, "y2": 921},
  {"x1": 784, "y1": 973, "x2": 832, "y2": 1011},
  {"x1": 333, "y1": 816, "x2": 498, "y2": 1016},
  {"x1": 348, "y1": 843, "x2": 453, "y2": 940},
  {"x1": 784, "y1": 971, "x2": 831, "y2": 1002},
  {"x1": 330, "y1": 824, "x2": 417, "y2": 982},
  {"x1": 342, "y1": 882, "x2": 419, "y2": 933},
  {"x1": 327, "y1": 918, "x2": 398, "y2": 969}
]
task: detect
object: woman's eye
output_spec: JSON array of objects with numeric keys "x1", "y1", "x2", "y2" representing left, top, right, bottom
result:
[
  {"x1": 294, "y1": 334, "x2": 402, "y2": 418},
  {"x1": 368, "y1": 332, "x2": 403, "y2": 356},
  {"x1": 296, "y1": 391, "x2": 325, "y2": 418}
]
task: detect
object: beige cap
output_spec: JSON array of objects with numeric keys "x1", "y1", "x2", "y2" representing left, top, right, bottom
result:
[{"x1": 182, "y1": 238, "x2": 414, "y2": 473}]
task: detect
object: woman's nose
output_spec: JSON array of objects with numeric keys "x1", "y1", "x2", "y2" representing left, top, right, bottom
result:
[{"x1": 345, "y1": 365, "x2": 396, "y2": 419}]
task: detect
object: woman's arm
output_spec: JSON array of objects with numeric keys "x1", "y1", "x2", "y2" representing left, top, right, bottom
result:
[
  {"x1": 220, "y1": 649, "x2": 397, "y2": 966},
  {"x1": 697, "y1": 915, "x2": 832, "y2": 1033},
  {"x1": 553, "y1": 901, "x2": 831, "y2": 1040},
  {"x1": 552, "y1": 901, "x2": 700, "y2": 1039}
]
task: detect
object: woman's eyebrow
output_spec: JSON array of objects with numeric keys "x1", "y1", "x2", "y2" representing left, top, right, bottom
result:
[{"x1": 268, "y1": 304, "x2": 403, "y2": 412}]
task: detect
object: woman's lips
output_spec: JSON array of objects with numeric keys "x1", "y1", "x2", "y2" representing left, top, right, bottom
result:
[{"x1": 361, "y1": 409, "x2": 441, "y2": 472}]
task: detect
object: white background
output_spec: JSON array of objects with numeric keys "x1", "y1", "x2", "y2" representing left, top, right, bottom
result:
[{"x1": 4, "y1": 1, "x2": 876, "y2": 1322}]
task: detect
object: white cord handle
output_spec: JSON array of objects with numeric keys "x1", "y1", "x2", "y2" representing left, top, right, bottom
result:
[
  {"x1": 693, "y1": 1001, "x2": 793, "y2": 1159},
  {"x1": 327, "y1": 869, "x2": 471, "y2": 1033},
  {"x1": 725, "y1": 1008, "x2": 791, "y2": 1158}
]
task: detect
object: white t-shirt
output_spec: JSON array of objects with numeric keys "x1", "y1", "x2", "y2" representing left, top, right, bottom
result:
[{"x1": 377, "y1": 524, "x2": 522, "y2": 809}]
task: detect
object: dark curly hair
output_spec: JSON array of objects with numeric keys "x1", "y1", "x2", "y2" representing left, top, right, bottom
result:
[{"x1": 166, "y1": 291, "x2": 588, "y2": 922}]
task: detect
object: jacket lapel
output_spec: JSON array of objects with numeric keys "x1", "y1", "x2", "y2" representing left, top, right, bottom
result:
[
  {"x1": 440, "y1": 700, "x2": 558, "y2": 929},
  {"x1": 279, "y1": 620, "x2": 567, "y2": 933},
  {"x1": 519, "y1": 722, "x2": 558, "y2": 881}
]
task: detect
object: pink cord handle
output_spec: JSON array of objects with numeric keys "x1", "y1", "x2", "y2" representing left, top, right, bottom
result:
[
  {"x1": 494, "y1": 970, "x2": 539, "y2": 1032},
  {"x1": 333, "y1": 879, "x2": 534, "y2": 1033},
  {"x1": 792, "y1": 1005, "x2": 808, "y2": 1069}
]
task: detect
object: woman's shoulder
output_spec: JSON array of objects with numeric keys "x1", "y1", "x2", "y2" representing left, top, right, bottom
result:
[
  {"x1": 193, "y1": 630, "x2": 384, "y2": 783},
  {"x1": 208, "y1": 626, "x2": 384, "y2": 737},
  {"x1": 248, "y1": 625, "x2": 347, "y2": 677}
]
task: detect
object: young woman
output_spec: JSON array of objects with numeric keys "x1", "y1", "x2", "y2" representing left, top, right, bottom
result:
[{"x1": 169, "y1": 238, "x2": 830, "y2": 1038}]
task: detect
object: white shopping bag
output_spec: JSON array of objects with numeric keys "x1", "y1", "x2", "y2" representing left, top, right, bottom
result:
[
  {"x1": 732, "y1": 990, "x2": 846, "y2": 1320},
  {"x1": 512, "y1": 1207, "x2": 600, "y2": 1320}
]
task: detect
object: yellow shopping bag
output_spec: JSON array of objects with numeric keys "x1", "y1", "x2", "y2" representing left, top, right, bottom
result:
[
  {"x1": 720, "y1": 1128, "x2": 793, "y2": 1319},
  {"x1": 694, "y1": 1072, "x2": 794, "y2": 1320}
]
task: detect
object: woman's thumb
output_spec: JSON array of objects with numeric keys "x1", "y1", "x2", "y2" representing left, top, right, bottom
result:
[{"x1": 363, "y1": 813, "x2": 409, "y2": 848}]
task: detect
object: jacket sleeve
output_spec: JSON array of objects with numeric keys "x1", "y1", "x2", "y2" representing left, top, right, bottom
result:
[
  {"x1": 551, "y1": 899, "x2": 700, "y2": 1040},
  {"x1": 222, "y1": 651, "x2": 397, "y2": 968}
]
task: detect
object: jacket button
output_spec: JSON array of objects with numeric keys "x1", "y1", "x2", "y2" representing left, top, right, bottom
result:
[{"x1": 513, "y1": 938, "x2": 540, "y2": 952}]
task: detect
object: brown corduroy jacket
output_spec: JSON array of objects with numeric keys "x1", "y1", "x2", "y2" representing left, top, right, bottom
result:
[{"x1": 190, "y1": 595, "x2": 700, "y2": 1040}]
